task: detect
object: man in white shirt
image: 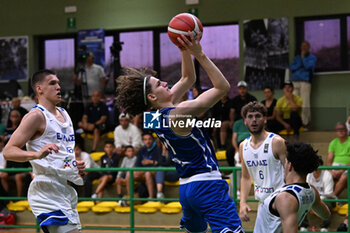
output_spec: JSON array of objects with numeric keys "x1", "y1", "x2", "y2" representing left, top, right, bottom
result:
[
  {"x1": 73, "y1": 52, "x2": 106, "y2": 98},
  {"x1": 113, "y1": 113, "x2": 143, "y2": 155}
]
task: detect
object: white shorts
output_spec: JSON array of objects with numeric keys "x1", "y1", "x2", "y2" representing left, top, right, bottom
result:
[
  {"x1": 28, "y1": 175, "x2": 81, "y2": 233},
  {"x1": 332, "y1": 162, "x2": 348, "y2": 174}
]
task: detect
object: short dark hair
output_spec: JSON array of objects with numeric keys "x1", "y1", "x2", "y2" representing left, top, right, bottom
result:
[
  {"x1": 31, "y1": 69, "x2": 56, "y2": 94},
  {"x1": 124, "y1": 145, "x2": 134, "y2": 150},
  {"x1": 116, "y1": 67, "x2": 157, "y2": 116},
  {"x1": 142, "y1": 132, "x2": 154, "y2": 139},
  {"x1": 241, "y1": 101, "x2": 267, "y2": 118},
  {"x1": 263, "y1": 86, "x2": 274, "y2": 93},
  {"x1": 104, "y1": 140, "x2": 115, "y2": 147},
  {"x1": 286, "y1": 142, "x2": 321, "y2": 176}
]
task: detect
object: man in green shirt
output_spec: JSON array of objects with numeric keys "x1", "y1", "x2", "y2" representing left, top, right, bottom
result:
[
  {"x1": 275, "y1": 81, "x2": 303, "y2": 138},
  {"x1": 326, "y1": 122, "x2": 350, "y2": 197}
]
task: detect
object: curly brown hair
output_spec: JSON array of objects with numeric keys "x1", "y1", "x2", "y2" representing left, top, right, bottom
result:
[
  {"x1": 241, "y1": 101, "x2": 267, "y2": 118},
  {"x1": 116, "y1": 67, "x2": 156, "y2": 116}
]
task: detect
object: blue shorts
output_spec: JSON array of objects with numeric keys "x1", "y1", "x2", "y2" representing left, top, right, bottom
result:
[{"x1": 179, "y1": 179, "x2": 244, "y2": 233}]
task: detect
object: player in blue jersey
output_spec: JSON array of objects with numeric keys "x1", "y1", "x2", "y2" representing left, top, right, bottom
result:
[{"x1": 116, "y1": 32, "x2": 243, "y2": 233}]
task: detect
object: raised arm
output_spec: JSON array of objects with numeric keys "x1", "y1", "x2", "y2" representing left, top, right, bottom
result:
[
  {"x1": 171, "y1": 50, "x2": 196, "y2": 104},
  {"x1": 239, "y1": 142, "x2": 252, "y2": 221},
  {"x1": 172, "y1": 32, "x2": 230, "y2": 117},
  {"x1": 4, "y1": 110, "x2": 58, "y2": 162}
]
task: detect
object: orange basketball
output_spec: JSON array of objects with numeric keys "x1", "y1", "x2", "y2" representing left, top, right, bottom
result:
[{"x1": 168, "y1": 13, "x2": 203, "y2": 48}]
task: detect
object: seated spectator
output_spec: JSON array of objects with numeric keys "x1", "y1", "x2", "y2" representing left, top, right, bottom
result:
[
  {"x1": 91, "y1": 141, "x2": 119, "y2": 199},
  {"x1": 275, "y1": 81, "x2": 303, "y2": 138},
  {"x1": 261, "y1": 86, "x2": 279, "y2": 133},
  {"x1": 6, "y1": 97, "x2": 28, "y2": 128},
  {"x1": 115, "y1": 145, "x2": 137, "y2": 206},
  {"x1": 114, "y1": 113, "x2": 143, "y2": 155},
  {"x1": 127, "y1": 132, "x2": 161, "y2": 200},
  {"x1": 226, "y1": 113, "x2": 250, "y2": 167},
  {"x1": 230, "y1": 81, "x2": 257, "y2": 122},
  {"x1": 78, "y1": 91, "x2": 108, "y2": 152},
  {"x1": 300, "y1": 158, "x2": 334, "y2": 232},
  {"x1": 5, "y1": 110, "x2": 22, "y2": 140},
  {"x1": 211, "y1": 94, "x2": 233, "y2": 150},
  {"x1": 326, "y1": 122, "x2": 350, "y2": 198},
  {"x1": 74, "y1": 143, "x2": 100, "y2": 197},
  {"x1": 1, "y1": 160, "x2": 31, "y2": 197},
  {"x1": 155, "y1": 145, "x2": 179, "y2": 199}
]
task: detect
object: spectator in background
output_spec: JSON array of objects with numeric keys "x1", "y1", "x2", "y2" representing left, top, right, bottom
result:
[
  {"x1": 275, "y1": 81, "x2": 303, "y2": 138},
  {"x1": 155, "y1": 145, "x2": 180, "y2": 199},
  {"x1": 91, "y1": 141, "x2": 119, "y2": 199},
  {"x1": 7, "y1": 97, "x2": 28, "y2": 128},
  {"x1": 73, "y1": 52, "x2": 106, "y2": 98},
  {"x1": 211, "y1": 94, "x2": 233, "y2": 150},
  {"x1": 261, "y1": 86, "x2": 279, "y2": 133},
  {"x1": 114, "y1": 113, "x2": 143, "y2": 155},
  {"x1": 74, "y1": 143, "x2": 100, "y2": 197},
  {"x1": 326, "y1": 122, "x2": 350, "y2": 198},
  {"x1": 115, "y1": 145, "x2": 137, "y2": 205},
  {"x1": 78, "y1": 91, "x2": 108, "y2": 152},
  {"x1": 230, "y1": 81, "x2": 257, "y2": 122},
  {"x1": 128, "y1": 132, "x2": 161, "y2": 200},
  {"x1": 346, "y1": 116, "x2": 350, "y2": 135},
  {"x1": 300, "y1": 158, "x2": 334, "y2": 232},
  {"x1": 226, "y1": 112, "x2": 250, "y2": 167},
  {"x1": 290, "y1": 41, "x2": 316, "y2": 128},
  {"x1": 5, "y1": 110, "x2": 22, "y2": 139},
  {"x1": 1, "y1": 160, "x2": 31, "y2": 197}
]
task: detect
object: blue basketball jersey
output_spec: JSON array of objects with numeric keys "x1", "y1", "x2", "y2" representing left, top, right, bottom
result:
[{"x1": 153, "y1": 107, "x2": 219, "y2": 178}]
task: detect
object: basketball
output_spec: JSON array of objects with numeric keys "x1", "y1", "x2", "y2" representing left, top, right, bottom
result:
[{"x1": 168, "y1": 13, "x2": 203, "y2": 48}]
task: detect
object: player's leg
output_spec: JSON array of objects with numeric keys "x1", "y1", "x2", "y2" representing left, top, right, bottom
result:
[
  {"x1": 186, "y1": 180, "x2": 243, "y2": 233},
  {"x1": 179, "y1": 183, "x2": 209, "y2": 233},
  {"x1": 46, "y1": 224, "x2": 81, "y2": 233}
]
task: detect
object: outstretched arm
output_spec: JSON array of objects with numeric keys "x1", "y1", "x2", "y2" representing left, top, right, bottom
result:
[{"x1": 4, "y1": 110, "x2": 58, "y2": 162}]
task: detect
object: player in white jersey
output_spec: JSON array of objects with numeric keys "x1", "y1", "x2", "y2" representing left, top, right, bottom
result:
[
  {"x1": 254, "y1": 142, "x2": 330, "y2": 233},
  {"x1": 239, "y1": 101, "x2": 286, "y2": 227},
  {"x1": 4, "y1": 70, "x2": 85, "y2": 233}
]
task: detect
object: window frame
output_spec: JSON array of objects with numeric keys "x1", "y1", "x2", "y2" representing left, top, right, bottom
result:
[
  {"x1": 295, "y1": 14, "x2": 348, "y2": 72},
  {"x1": 37, "y1": 21, "x2": 239, "y2": 89}
]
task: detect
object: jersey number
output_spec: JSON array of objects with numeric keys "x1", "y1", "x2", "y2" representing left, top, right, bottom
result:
[{"x1": 259, "y1": 170, "x2": 264, "y2": 179}]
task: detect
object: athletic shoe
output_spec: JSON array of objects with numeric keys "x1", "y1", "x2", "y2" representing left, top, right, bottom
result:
[
  {"x1": 299, "y1": 227, "x2": 308, "y2": 232},
  {"x1": 337, "y1": 223, "x2": 348, "y2": 231},
  {"x1": 320, "y1": 228, "x2": 328, "y2": 232},
  {"x1": 91, "y1": 193, "x2": 98, "y2": 199},
  {"x1": 156, "y1": 192, "x2": 165, "y2": 199}
]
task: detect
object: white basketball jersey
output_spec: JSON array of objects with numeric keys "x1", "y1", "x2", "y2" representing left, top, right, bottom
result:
[
  {"x1": 242, "y1": 133, "x2": 284, "y2": 201},
  {"x1": 254, "y1": 183, "x2": 316, "y2": 233},
  {"x1": 26, "y1": 104, "x2": 83, "y2": 185}
]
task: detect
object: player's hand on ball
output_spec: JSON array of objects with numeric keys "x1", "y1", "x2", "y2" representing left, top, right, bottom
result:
[
  {"x1": 35, "y1": 143, "x2": 59, "y2": 159},
  {"x1": 177, "y1": 31, "x2": 202, "y2": 55},
  {"x1": 239, "y1": 203, "x2": 252, "y2": 222},
  {"x1": 76, "y1": 160, "x2": 86, "y2": 174}
]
